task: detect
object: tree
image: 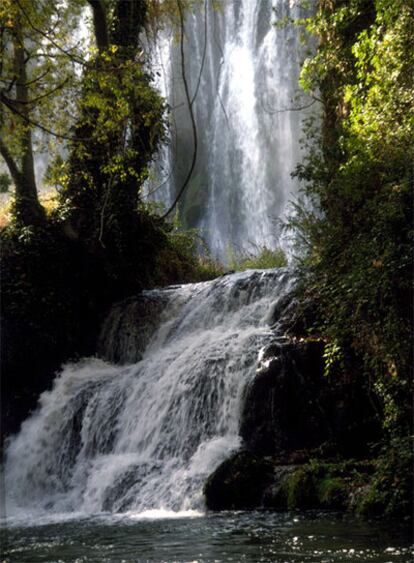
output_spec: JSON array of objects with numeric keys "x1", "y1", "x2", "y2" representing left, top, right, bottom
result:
[
  {"x1": 0, "y1": 0, "x2": 83, "y2": 224},
  {"x1": 60, "y1": 0, "x2": 165, "y2": 254}
]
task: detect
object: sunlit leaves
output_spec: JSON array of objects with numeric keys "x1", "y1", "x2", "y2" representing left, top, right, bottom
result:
[
  {"x1": 292, "y1": 0, "x2": 413, "y2": 412},
  {"x1": 0, "y1": 0, "x2": 85, "y2": 172}
]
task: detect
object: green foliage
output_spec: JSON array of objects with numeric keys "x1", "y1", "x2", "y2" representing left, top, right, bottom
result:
[
  {"x1": 290, "y1": 0, "x2": 413, "y2": 418},
  {"x1": 322, "y1": 339, "x2": 344, "y2": 378},
  {"x1": 284, "y1": 467, "x2": 316, "y2": 509},
  {"x1": 54, "y1": 10, "x2": 167, "y2": 261},
  {"x1": 317, "y1": 475, "x2": 346, "y2": 507},
  {"x1": 286, "y1": 0, "x2": 413, "y2": 515},
  {"x1": 355, "y1": 436, "x2": 413, "y2": 516},
  {"x1": 227, "y1": 245, "x2": 287, "y2": 271},
  {"x1": 0, "y1": 0, "x2": 84, "y2": 159},
  {"x1": 152, "y1": 210, "x2": 224, "y2": 284}
]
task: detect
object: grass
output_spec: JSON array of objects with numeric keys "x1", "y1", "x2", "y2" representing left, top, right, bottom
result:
[{"x1": 227, "y1": 245, "x2": 287, "y2": 271}]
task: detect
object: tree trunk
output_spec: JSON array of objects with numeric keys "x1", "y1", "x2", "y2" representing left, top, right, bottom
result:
[
  {"x1": 7, "y1": 14, "x2": 44, "y2": 224},
  {"x1": 87, "y1": 0, "x2": 110, "y2": 52}
]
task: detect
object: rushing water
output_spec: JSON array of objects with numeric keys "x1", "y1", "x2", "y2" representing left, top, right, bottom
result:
[
  {"x1": 2, "y1": 511, "x2": 412, "y2": 563},
  {"x1": 148, "y1": 0, "x2": 312, "y2": 259},
  {"x1": 2, "y1": 271, "x2": 412, "y2": 561},
  {"x1": 4, "y1": 270, "x2": 293, "y2": 520}
]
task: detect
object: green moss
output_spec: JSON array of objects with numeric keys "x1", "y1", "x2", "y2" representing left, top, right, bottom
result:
[
  {"x1": 284, "y1": 467, "x2": 316, "y2": 510},
  {"x1": 281, "y1": 460, "x2": 374, "y2": 511},
  {"x1": 317, "y1": 476, "x2": 347, "y2": 508}
]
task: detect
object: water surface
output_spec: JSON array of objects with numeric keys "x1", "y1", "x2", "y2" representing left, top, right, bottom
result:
[{"x1": 2, "y1": 511, "x2": 412, "y2": 562}]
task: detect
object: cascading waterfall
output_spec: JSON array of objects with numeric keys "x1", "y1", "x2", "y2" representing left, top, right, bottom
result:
[
  {"x1": 4, "y1": 0, "x2": 309, "y2": 526},
  {"x1": 148, "y1": 0, "x2": 312, "y2": 259},
  {"x1": 5, "y1": 269, "x2": 294, "y2": 521}
]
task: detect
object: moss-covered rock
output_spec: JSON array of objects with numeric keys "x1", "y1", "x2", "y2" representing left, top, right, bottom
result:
[{"x1": 204, "y1": 452, "x2": 376, "y2": 513}]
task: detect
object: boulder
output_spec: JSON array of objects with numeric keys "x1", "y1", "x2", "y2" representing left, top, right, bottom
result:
[
  {"x1": 240, "y1": 340, "x2": 380, "y2": 458},
  {"x1": 203, "y1": 450, "x2": 274, "y2": 510},
  {"x1": 98, "y1": 292, "x2": 168, "y2": 364},
  {"x1": 204, "y1": 450, "x2": 372, "y2": 512}
]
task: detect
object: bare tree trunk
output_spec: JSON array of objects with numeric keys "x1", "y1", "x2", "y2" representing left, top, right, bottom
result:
[
  {"x1": 87, "y1": 0, "x2": 109, "y2": 52},
  {"x1": 4, "y1": 14, "x2": 45, "y2": 224}
]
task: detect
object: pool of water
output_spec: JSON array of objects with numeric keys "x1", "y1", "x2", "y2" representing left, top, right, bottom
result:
[{"x1": 1, "y1": 511, "x2": 412, "y2": 562}]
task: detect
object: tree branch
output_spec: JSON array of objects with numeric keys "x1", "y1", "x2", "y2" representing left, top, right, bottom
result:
[
  {"x1": 261, "y1": 96, "x2": 320, "y2": 115},
  {"x1": 14, "y1": 0, "x2": 86, "y2": 66},
  {"x1": 0, "y1": 92, "x2": 88, "y2": 142},
  {"x1": 1, "y1": 78, "x2": 69, "y2": 106},
  {"x1": 190, "y1": 0, "x2": 208, "y2": 107}
]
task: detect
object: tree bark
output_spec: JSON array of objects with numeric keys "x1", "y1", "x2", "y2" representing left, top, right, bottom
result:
[
  {"x1": 7, "y1": 14, "x2": 44, "y2": 224},
  {"x1": 87, "y1": 0, "x2": 110, "y2": 52}
]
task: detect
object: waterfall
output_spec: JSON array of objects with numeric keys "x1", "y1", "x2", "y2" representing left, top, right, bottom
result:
[
  {"x1": 5, "y1": 269, "x2": 294, "y2": 521},
  {"x1": 148, "y1": 0, "x2": 312, "y2": 260}
]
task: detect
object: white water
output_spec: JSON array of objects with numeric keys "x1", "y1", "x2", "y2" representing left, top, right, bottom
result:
[
  {"x1": 5, "y1": 269, "x2": 293, "y2": 523},
  {"x1": 148, "y1": 0, "x2": 312, "y2": 259}
]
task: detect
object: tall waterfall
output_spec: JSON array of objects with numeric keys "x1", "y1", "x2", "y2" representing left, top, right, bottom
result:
[
  {"x1": 149, "y1": 0, "x2": 311, "y2": 259},
  {"x1": 5, "y1": 269, "x2": 293, "y2": 521}
]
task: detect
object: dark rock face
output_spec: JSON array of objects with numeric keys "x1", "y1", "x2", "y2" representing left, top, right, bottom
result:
[
  {"x1": 204, "y1": 450, "x2": 274, "y2": 510},
  {"x1": 241, "y1": 340, "x2": 327, "y2": 455},
  {"x1": 240, "y1": 340, "x2": 380, "y2": 458},
  {"x1": 98, "y1": 293, "x2": 168, "y2": 364}
]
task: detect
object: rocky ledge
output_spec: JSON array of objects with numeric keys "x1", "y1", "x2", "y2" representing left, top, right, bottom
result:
[{"x1": 204, "y1": 339, "x2": 381, "y2": 512}]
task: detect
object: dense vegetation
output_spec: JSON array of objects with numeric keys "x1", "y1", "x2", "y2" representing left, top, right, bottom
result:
[{"x1": 287, "y1": 0, "x2": 413, "y2": 516}]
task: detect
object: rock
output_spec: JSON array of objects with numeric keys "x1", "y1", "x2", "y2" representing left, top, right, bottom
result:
[
  {"x1": 204, "y1": 454, "x2": 371, "y2": 512},
  {"x1": 204, "y1": 450, "x2": 274, "y2": 510},
  {"x1": 240, "y1": 340, "x2": 381, "y2": 457},
  {"x1": 262, "y1": 465, "x2": 299, "y2": 509},
  {"x1": 240, "y1": 340, "x2": 329, "y2": 455},
  {"x1": 97, "y1": 293, "x2": 168, "y2": 364}
]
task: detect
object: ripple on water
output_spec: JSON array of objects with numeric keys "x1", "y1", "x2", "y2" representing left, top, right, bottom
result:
[{"x1": 1, "y1": 510, "x2": 412, "y2": 563}]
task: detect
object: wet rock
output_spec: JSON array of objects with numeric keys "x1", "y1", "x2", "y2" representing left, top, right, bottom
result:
[
  {"x1": 240, "y1": 340, "x2": 380, "y2": 458},
  {"x1": 204, "y1": 450, "x2": 274, "y2": 510},
  {"x1": 240, "y1": 340, "x2": 329, "y2": 455},
  {"x1": 98, "y1": 293, "x2": 169, "y2": 364}
]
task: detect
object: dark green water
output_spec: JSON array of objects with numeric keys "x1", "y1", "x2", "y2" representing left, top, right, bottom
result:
[{"x1": 1, "y1": 511, "x2": 412, "y2": 563}]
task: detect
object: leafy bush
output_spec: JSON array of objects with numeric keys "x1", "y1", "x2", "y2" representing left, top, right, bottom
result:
[
  {"x1": 355, "y1": 436, "x2": 413, "y2": 517},
  {"x1": 285, "y1": 0, "x2": 413, "y2": 516}
]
